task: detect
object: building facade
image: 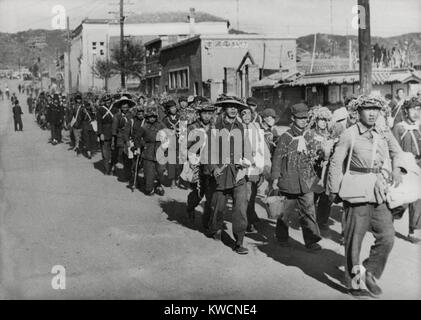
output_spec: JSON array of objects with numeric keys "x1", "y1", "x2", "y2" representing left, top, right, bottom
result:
[
  {"x1": 67, "y1": 11, "x2": 229, "y2": 93},
  {"x1": 159, "y1": 35, "x2": 296, "y2": 101},
  {"x1": 252, "y1": 68, "x2": 421, "y2": 122}
]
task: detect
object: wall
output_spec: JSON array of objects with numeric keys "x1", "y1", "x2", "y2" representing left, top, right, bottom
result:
[
  {"x1": 201, "y1": 37, "x2": 296, "y2": 83},
  {"x1": 159, "y1": 39, "x2": 202, "y2": 95}
]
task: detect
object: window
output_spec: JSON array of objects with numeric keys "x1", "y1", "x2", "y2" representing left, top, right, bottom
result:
[
  {"x1": 168, "y1": 67, "x2": 189, "y2": 90},
  {"x1": 100, "y1": 42, "x2": 104, "y2": 46}
]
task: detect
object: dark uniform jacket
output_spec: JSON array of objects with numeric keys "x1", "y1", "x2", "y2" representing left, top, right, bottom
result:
[
  {"x1": 47, "y1": 104, "x2": 64, "y2": 125},
  {"x1": 97, "y1": 104, "x2": 118, "y2": 140},
  {"x1": 81, "y1": 107, "x2": 96, "y2": 131},
  {"x1": 136, "y1": 121, "x2": 166, "y2": 161},
  {"x1": 12, "y1": 105, "x2": 23, "y2": 120},
  {"x1": 271, "y1": 124, "x2": 318, "y2": 195},
  {"x1": 112, "y1": 111, "x2": 131, "y2": 147},
  {"x1": 162, "y1": 114, "x2": 180, "y2": 133},
  {"x1": 187, "y1": 119, "x2": 214, "y2": 169},
  {"x1": 71, "y1": 104, "x2": 84, "y2": 129},
  {"x1": 204, "y1": 115, "x2": 251, "y2": 190},
  {"x1": 123, "y1": 117, "x2": 145, "y2": 149}
]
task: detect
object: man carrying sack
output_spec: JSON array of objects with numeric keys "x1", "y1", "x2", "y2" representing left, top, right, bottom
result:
[
  {"x1": 392, "y1": 97, "x2": 421, "y2": 243},
  {"x1": 327, "y1": 94, "x2": 405, "y2": 298}
]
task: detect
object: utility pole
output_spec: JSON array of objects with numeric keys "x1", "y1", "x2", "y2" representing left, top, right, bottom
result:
[
  {"x1": 358, "y1": 0, "x2": 372, "y2": 94},
  {"x1": 236, "y1": 0, "x2": 239, "y2": 30},
  {"x1": 120, "y1": 0, "x2": 125, "y2": 89},
  {"x1": 67, "y1": 16, "x2": 72, "y2": 96}
]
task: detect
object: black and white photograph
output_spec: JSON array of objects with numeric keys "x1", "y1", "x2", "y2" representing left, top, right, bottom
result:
[{"x1": 0, "y1": 0, "x2": 420, "y2": 304}]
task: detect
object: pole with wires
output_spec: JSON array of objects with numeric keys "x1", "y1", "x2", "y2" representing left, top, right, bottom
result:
[{"x1": 120, "y1": 0, "x2": 126, "y2": 89}]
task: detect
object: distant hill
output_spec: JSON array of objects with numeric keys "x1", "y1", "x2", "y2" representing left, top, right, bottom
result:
[{"x1": 0, "y1": 29, "x2": 67, "y2": 72}]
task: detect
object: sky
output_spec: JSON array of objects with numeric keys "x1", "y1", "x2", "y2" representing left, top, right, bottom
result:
[{"x1": 0, "y1": 0, "x2": 420, "y2": 37}]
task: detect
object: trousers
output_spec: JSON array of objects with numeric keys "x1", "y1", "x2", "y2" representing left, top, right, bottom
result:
[
  {"x1": 187, "y1": 174, "x2": 215, "y2": 227},
  {"x1": 343, "y1": 202, "x2": 395, "y2": 287},
  {"x1": 14, "y1": 118, "x2": 23, "y2": 131},
  {"x1": 50, "y1": 123, "x2": 62, "y2": 142},
  {"x1": 143, "y1": 159, "x2": 165, "y2": 193},
  {"x1": 314, "y1": 192, "x2": 333, "y2": 226},
  {"x1": 73, "y1": 128, "x2": 82, "y2": 149},
  {"x1": 101, "y1": 140, "x2": 112, "y2": 173},
  {"x1": 246, "y1": 179, "x2": 260, "y2": 226},
  {"x1": 408, "y1": 199, "x2": 421, "y2": 233},
  {"x1": 275, "y1": 192, "x2": 321, "y2": 246},
  {"x1": 208, "y1": 183, "x2": 248, "y2": 245}
]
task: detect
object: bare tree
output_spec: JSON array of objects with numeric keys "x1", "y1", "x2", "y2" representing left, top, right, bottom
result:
[
  {"x1": 91, "y1": 59, "x2": 115, "y2": 91},
  {"x1": 110, "y1": 39, "x2": 145, "y2": 89}
]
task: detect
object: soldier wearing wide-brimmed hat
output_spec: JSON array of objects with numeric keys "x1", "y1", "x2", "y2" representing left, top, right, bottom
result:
[
  {"x1": 111, "y1": 96, "x2": 136, "y2": 178},
  {"x1": 96, "y1": 93, "x2": 118, "y2": 174},
  {"x1": 204, "y1": 96, "x2": 252, "y2": 254}
]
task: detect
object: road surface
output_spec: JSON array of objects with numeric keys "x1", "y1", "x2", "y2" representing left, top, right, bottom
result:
[{"x1": 0, "y1": 80, "x2": 420, "y2": 299}]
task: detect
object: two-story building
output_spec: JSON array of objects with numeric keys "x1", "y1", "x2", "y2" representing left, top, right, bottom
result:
[
  {"x1": 158, "y1": 34, "x2": 296, "y2": 101},
  {"x1": 67, "y1": 9, "x2": 229, "y2": 93}
]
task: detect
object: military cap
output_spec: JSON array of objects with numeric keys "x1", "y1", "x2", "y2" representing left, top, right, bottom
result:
[
  {"x1": 163, "y1": 100, "x2": 177, "y2": 109},
  {"x1": 144, "y1": 105, "x2": 159, "y2": 117},
  {"x1": 194, "y1": 96, "x2": 208, "y2": 104},
  {"x1": 261, "y1": 108, "x2": 277, "y2": 119},
  {"x1": 178, "y1": 96, "x2": 188, "y2": 103},
  {"x1": 101, "y1": 93, "x2": 112, "y2": 103},
  {"x1": 74, "y1": 93, "x2": 82, "y2": 101},
  {"x1": 291, "y1": 103, "x2": 309, "y2": 117},
  {"x1": 246, "y1": 97, "x2": 258, "y2": 107}
]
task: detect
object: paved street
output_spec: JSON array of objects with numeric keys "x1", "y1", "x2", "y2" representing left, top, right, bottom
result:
[{"x1": 0, "y1": 81, "x2": 420, "y2": 299}]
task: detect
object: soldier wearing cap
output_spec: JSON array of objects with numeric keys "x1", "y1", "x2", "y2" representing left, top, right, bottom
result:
[
  {"x1": 162, "y1": 99, "x2": 182, "y2": 188},
  {"x1": 80, "y1": 100, "x2": 97, "y2": 159},
  {"x1": 97, "y1": 94, "x2": 118, "y2": 174},
  {"x1": 204, "y1": 97, "x2": 252, "y2": 254},
  {"x1": 260, "y1": 108, "x2": 279, "y2": 155},
  {"x1": 112, "y1": 96, "x2": 136, "y2": 179},
  {"x1": 70, "y1": 93, "x2": 84, "y2": 154},
  {"x1": 271, "y1": 102, "x2": 322, "y2": 251},
  {"x1": 392, "y1": 97, "x2": 421, "y2": 244},
  {"x1": 246, "y1": 97, "x2": 262, "y2": 125},
  {"x1": 186, "y1": 102, "x2": 217, "y2": 225},
  {"x1": 12, "y1": 99, "x2": 24, "y2": 132},
  {"x1": 47, "y1": 94, "x2": 64, "y2": 145},
  {"x1": 136, "y1": 105, "x2": 166, "y2": 196},
  {"x1": 327, "y1": 94, "x2": 404, "y2": 297},
  {"x1": 123, "y1": 104, "x2": 146, "y2": 189}
]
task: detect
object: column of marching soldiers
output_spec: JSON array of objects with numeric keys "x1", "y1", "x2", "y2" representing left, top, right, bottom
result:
[{"x1": 15, "y1": 85, "x2": 421, "y2": 297}]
